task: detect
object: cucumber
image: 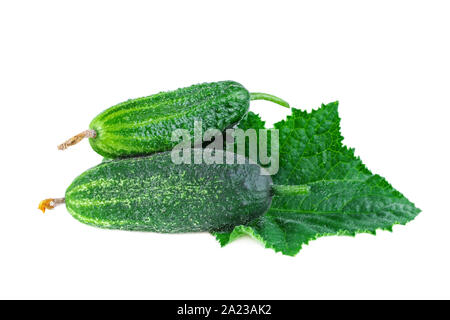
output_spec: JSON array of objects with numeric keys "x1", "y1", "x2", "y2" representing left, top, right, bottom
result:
[
  {"x1": 58, "y1": 81, "x2": 289, "y2": 158},
  {"x1": 39, "y1": 151, "x2": 309, "y2": 233}
]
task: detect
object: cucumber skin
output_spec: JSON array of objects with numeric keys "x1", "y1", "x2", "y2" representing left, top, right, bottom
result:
[
  {"x1": 65, "y1": 152, "x2": 273, "y2": 233},
  {"x1": 89, "y1": 81, "x2": 250, "y2": 158}
]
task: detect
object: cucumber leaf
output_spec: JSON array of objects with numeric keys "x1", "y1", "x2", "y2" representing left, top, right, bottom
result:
[
  {"x1": 236, "y1": 111, "x2": 266, "y2": 130},
  {"x1": 214, "y1": 102, "x2": 420, "y2": 256}
]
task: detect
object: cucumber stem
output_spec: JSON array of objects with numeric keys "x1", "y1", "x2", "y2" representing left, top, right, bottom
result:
[
  {"x1": 272, "y1": 185, "x2": 310, "y2": 196},
  {"x1": 58, "y1": 130, "x2": 97, "y2": 151},
  {"x1": 250, "y1": 92, "x2": 290, "y2": 108},
  {"x1": 38, "y1": 198, "x2": 65, "y2": 213}
]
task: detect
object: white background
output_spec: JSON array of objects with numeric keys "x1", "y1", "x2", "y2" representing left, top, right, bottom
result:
[{"x1": 0, "y1": 1, "x2": 449, "y2": 300}]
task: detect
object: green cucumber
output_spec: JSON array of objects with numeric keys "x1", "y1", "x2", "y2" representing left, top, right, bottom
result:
[
  {"x1": 58, "y1": 81, "x2": 289, "y2": 158},
  {"x1": 39, "y1": 151, "x2": 309, "y2": 233}
]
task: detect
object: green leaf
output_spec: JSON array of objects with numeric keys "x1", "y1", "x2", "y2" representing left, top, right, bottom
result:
[
  {"x1": 214, "y1": 102, "x2": 420, "y2": 256},
  {"x1": 236, "y1": 111, "x2": 266, "y2": 130}
]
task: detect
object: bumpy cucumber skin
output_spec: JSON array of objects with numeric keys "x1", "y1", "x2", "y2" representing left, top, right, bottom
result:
[
  {"x1": 65, "y1": 152, "x2": 272, "y2": 233},
  {"x1": 89, "y1": 81, "x2": 250, "y2": 158}
]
